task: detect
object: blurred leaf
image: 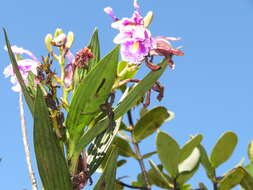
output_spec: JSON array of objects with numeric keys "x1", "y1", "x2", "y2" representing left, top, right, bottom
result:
[
  {"x1": 117, "y1": 159, "x2": 127, "y2": 168},
  {"x1": 3, "y1": 29, "x2": 35, "y2": 114},
  {"x1": 133, "y1": 106, "x2": 172, "y2": 142},
  {"x1": 93, "y1": 147, "x2": 118, "y2": 190},
  {"x1": 73, "y1": 59, "x2": 168, "y2": 162},
  {"x1": 142, "y1": 151, "x2": 157, "y2": 159},
  {"x1": 210, "y1": 132, "x2": 238, "y2": 168},
  {"x1": 198, "y1": 144, "x2": 215, "y2": 179},
  {"x1": 240, "y1": 166, "x2": 253, "y2": 189},
  {"x1": 113, "y1": 136, "x2": 135, "y2": 158},
  {"x1": 117, "y1": 61, "x2": 138, "y2": 80},
  {"x1": 179, "y1": 148, "x2": 201, "y2": 173},
  {"x1": 199, "y1": 183, "x2": 208, "y2": 190},
  {"x1": 218, "y1": 167, "x2": 245, "y2": 190},
  {"x1": 248, "y1": 140, "x2": 253, "y2": 163},
  {"x1": 139, "y1": 107, "x2": 149, "y2": 118},
  {"x1": 156, "y1": 131, "x2": 180, "y2": 178},
  {"x1": 67, "y1": 46, "x2": 119, "y2": 159},
  {"x1": 115, "y1": 181, "x2": 124, "y2": 190},
  {"x1": 34, "y1": 86, "x2": 72, "y2": 190},
  {"x1": 179, "y1": 134, "x2": 203, "y2": 163},
  {"x1": 245, "y1": 164, "x2": 253, "y2": 177},
  {"x1": 181, "y1": 184, "x2": 192, "y2": 190},
  {"x1": 148, "y1": 160, "x2": 173, "y2": 188}
]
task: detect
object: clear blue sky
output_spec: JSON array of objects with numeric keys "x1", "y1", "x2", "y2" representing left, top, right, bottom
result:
[{"x1": 1, "y1": 0, "x2": 253, "y2": 189}]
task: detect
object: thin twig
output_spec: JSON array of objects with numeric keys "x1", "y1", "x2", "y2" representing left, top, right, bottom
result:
[
  {"x1": 19, "y1": 92, "x2": 38, "y2": 190},
  {"x1": 117, "y1": 181, "x2": 149, "y2": 190},
  {"x1": 127, "y1": 111, "x2": 151, "y2": 190}
]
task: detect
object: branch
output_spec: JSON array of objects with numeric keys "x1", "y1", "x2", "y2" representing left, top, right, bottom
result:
[
  {"x1": 117, "y1": 181, "x2": 149, "y2": 190},
  {"x1": 127, "y1": 110, "x2": 151, "y2": 190},
  {"x1": 19, "y1": 92, "x2": 38, "y2": 190}
]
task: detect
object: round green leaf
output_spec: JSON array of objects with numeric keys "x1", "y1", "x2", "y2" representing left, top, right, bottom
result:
[
  {"x1": 210, "y1": 131, "x2": 238, "y2": 168},
  {"x1": 156, "y1": 131, "x2": 180, "y2": 178},
  {"x1": 133, "y1": 107, "x2": 173, "y2": 142}
]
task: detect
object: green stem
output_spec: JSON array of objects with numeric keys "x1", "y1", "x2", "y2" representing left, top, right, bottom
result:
[{"x1": 127, "y1": 110, "x2": 151, "y2": 190}]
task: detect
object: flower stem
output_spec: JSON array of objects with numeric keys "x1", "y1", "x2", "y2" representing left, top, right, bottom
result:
[
  {"x1": 19, "y1": 92, "x2": 38, "y2": 190},
  {"x1": 127, "y1": 110, "x2": 151, "y2": 190}
]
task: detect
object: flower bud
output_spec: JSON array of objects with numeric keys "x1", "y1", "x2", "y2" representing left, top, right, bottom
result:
[
  {"x1": 66, "y1": 31, "x2": 74, "y2": 49},
  {"x1": 54, "y1": 28, "x2": 63, "y2": 38},
  {"x1": 52, "y1": 33, "x2": 67, "y2": 47},
  {"x1": 44, "y1": 34, "x2": 53, "y2": 52},
  {"x1": 143, "y1": 11, "x2": 154, "y2": 28}
]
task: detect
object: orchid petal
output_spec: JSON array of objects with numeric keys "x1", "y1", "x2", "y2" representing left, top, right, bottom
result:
[{"x1": 104, "y1": 7, "x2": 119, "y2": 21}]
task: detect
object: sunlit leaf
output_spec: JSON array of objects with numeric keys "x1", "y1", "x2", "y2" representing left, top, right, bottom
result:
[{"x1": 179, "y1": 134, "x2": 203, "y2": 163}]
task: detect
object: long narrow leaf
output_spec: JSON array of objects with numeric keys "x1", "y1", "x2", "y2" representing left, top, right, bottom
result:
[
  {"x1": 34, "y1": 86, "x2": 72, "y2": 190},
  {"x1": 93, "y1": 147, "x2": 118, "y2": 190},
  {"x1": 3, "y1": 28, "x2": 35, "y2": 114},
  {"x1": 74, "y1": 59, "x2": 168, "y2": 158}
]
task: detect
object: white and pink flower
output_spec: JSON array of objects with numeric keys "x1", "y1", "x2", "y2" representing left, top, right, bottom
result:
[{"x1": 3, "y1": 46, "x2": 40, "y2": 92}]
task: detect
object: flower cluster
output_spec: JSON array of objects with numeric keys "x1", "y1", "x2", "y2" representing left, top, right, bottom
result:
[
  {"x1": 3, "y1": 46, "x2": 39, "y2": 92},
  {"x1": 105, "y1": 0, "x2": 184, "y2": 67}
]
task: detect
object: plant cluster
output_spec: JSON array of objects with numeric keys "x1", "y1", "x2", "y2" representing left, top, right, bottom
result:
[{"x1": 3, "y1": 0, "x2": 253, "y2": 190}]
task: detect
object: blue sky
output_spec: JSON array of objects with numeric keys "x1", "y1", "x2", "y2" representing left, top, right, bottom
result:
[{"x1": 1, "y1": 0, "x2": 253, "y2": 189}]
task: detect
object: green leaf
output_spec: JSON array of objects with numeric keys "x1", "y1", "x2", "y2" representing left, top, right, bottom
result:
[
  {"x1": 117, "y1": 159, "x2": 127, "y2": 167},
  {"x1": 198, "y1": 144, "x2": 215, "y2": 179},
  {"x1": 73, "y1": 59, "x2": 168, "y2": 160},
  {"x1": 93, "y1": 147, "x2": 118, "y2": 190},
  {"x1": 156, "y1": 131, "x2": 180, "y2": 178},
  {"x1": 3, "y1": 29, "x2": 35, "y2": 114},
  {"x1": 179, "y1": 134, "x2": 203, "y2": 163},
  {"x1": 248, "y1": 140, "x2": 253, "y2": 163},
  {"x1": 133, "y1": 106, "x2": 173, "y2": 142},
  {"x1": 113, "y1": 136, "x2": 135, "y2": 157},
  {"x1": 179, "y1": 148, "x2": 200, "y2": 173},
  {"x1": 142, "y1": 151, "x2": 157, "y2": 159},
  {"x1": 245, "y1": 163, "x2": 253, "y2": 177},
  {"x1": 210, "y1": 131, "x2": 238, "y2": 168},
  {"x1": 34, "y1": 86, "x2": 72, "y2": 190},
  {"x1": 87, "y1": 28, "x2": 100, "y2": 70},
  {"x1": 86, "y1": 117, "x2": 122, "y2": 175},
  {"x1": 117, "y1": 61, "x2": 138, "y2": 80},
  {"x1": 148, "y1": 160, "x2": 173, "y2": 188},
  {"x1": 240, "y1": 166, "x2": 253, "y2": 190},
  {"x1": 199, "y1": 183, "x2": 208, "y2": 190},
  {"x1": 218, "y1": 167, "x2": 245, "y2": 190},
  {"x1": 67, "y1": 46, "x2": 119, "y2": 156}
]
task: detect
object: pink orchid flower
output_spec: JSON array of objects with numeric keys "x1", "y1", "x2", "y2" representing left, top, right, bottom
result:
[
  {"x1": 105, "y1": 0, "x2": 184, "y2": 67},
  {"x1": 3, "y1": 46, "x2": 40, "y2": 92},
  {"x1": 104, "y1": 0, "x2": 153, "y2": 63}
]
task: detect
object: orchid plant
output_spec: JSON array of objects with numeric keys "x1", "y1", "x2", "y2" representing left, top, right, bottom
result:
[{"x1": 3, "y1": 0, "x2": 253, "y2": 190}]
